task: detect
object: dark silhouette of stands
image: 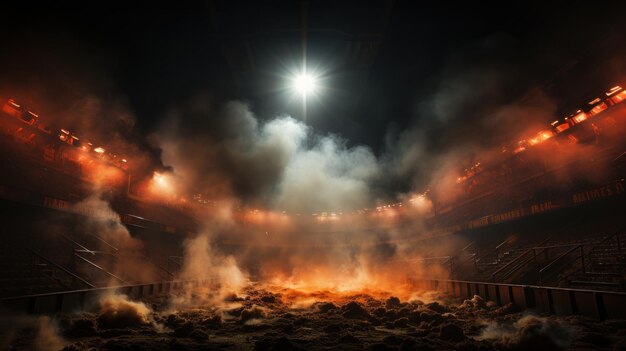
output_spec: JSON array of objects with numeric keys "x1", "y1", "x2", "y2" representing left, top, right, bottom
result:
[{"x1": 414, "y1": 201, "x2": 626, "y2": 291}]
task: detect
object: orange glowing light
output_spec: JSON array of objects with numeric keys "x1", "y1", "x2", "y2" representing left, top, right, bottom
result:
[
  {"x1": 59, "y1": 129, "x2": 70, "y2": 142},
  {"x1": 537, "y1": 130, "x2": 554, "y2": 142},
  {"x1": 153, "y1": 172, "x2": 167, "y2": 186},
  {"x1": 590, "y1": 102, "x2": 608, "y2": 116},
  {"x1": 2, "y1": 102, "x2": 20, "y2": 116},
  {"x1": 606, "y1": 85, "x2": 622, "y2": 96},
  {"x1": 94, "y1": 147, "x2": 105, "y2": 154},
  {"x1": 572, "y1": 112, "x2": 587, "y2": 123},
  {"x1": 554, "y1": 122, "x2": 569, "y2": 133},
  {"x1": 612, "y1": 90, "x2": 626, "y2": 103}
]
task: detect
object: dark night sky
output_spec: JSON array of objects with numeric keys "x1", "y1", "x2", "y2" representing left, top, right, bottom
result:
[{"x1": 1, "y1": 0, "x2": 626, "y2": 155}]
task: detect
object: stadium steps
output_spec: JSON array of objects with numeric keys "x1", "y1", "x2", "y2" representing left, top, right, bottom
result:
[
  {"x1": 0, "y1": 244, "x2": 93, "y2": 298},
  {"x1": 568, "y1": 271, "x2": 624, "y2": 291}
]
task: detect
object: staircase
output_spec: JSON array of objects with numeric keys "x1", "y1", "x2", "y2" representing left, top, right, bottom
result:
[
  {"x1": 0, "y1": 244, "x2": 93, "y2": 297},
  {"x1": 0, "y1": 227, "x2": 175, "y2": 298},
  {"x1": 567, "y1": 228, "x2": 626, "y2": 290}
]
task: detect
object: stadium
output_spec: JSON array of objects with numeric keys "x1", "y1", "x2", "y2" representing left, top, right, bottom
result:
[{"x1": 1, "y1": 2, "x2": 626, "y2": 350}]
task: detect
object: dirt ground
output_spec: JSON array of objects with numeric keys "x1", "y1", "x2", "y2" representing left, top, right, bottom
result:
[{"x1": 3, "y1": 284, "x2": 626, "y2": 351}]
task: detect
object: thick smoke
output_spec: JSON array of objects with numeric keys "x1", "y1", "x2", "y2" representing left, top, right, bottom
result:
[
  {"x1": 3, "y1": 16, "x2": 625, "y2": 320},
  {"x1": 71, "y1": 192, "x2": 159, "y2": 285},
  {"x1": 96, "y1": 292, "x2": 155, "y2": 330},
  {"x1": 0, "y1": 313, "x2": 66, "y2": 351},
  {"x1": 385, "y1": 33, "x2": 560, "y2": 196},
  {"x1": 154, "y1": 98, "x2": 380, "y2": 213},
  {"x1": 72, "y1": 192, "x2": 141, "y2": 250},
  {"x1": 148, "y1": 35, "x2": 570, "y2": 297},
  {"x1": 153, "y1": 98, "x2": 442, "y2": 297},
  {"x1": 176, "y1": 230, "x2": 248, "y2": 304}
]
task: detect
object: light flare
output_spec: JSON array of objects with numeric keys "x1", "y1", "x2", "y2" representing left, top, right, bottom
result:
[{"x1": 292, "y1": 73, "x2": 318, "y2": 96}]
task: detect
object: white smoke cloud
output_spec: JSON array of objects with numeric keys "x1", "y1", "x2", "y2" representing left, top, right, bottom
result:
[{"x1": 154, "y1": 100, "x2": 380, "y2": 213}]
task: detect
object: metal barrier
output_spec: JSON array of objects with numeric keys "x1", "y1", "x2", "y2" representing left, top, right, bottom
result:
[
  {"x1": 408, "y1": 278, "x2": 626, "y2": 320},
  {"x1": 0, "y1": 279, "x2": 213, "y2": 315}
]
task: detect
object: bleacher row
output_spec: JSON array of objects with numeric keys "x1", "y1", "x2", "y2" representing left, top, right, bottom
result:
[
  {"x1": 414, "y1": 209, "x2": 626, "y2": 291},
  {"x1": 0, "y1": 221, "x2": 179, "y2": 298},
  {"x1": 1, "y1": 194, "x2": 624, "y2": 299}
]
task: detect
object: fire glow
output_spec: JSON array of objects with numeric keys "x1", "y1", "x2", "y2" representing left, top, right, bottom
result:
[{"x1": 147, "y1": 171, "x2": 179, "y2": 199}]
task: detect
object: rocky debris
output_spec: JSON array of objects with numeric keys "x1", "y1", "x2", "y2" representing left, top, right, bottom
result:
[
  {"x1": 397, "y1": 339, "x2": 417, "y2": 351},
  {"x1": 412, "y1": 300, "x2": 425, "y2": 307},
  {"x1": 392, "y1": 317, "x2": 410, "y2": 328},
  {"x1": 339, "y1": 333, "x2": 361, "y2": 344},
  {"x1": 261, "y1": 295, "x2": 278, "y2": 303},
  {"x1": 419, "y1": 309, "x2": 443, "y2": 323},
  {"x1": 397, "y1": 308, "x2": 412, "y2": 318},
  {"x1": 424, "y1": 302, "x2": 447, "y2": 314},
  {"x1": 163, "y1": 314, "x2": 185, "y2": 329},
  {"x1": 167, "y1": 338, "x2": 189, "y2": 351},
  {"x1": 487, "y1": 315, "x2": 575, "y2": 351},
  {"x1": 97, "y1": 328, "x2": 134, "y2": 338},
  {"x1": 369, "y1": 316, "x2": 383, "y2": 326},
  {"x1": 439, "y1": 323, "x2": 465, "y2": 342},
  {"x1": 576, "y1": 332, "x2": 613, "y2": 348},
  {"x1": 293, "y1": 317, "x2": 309, "y2": 326},
  {"x1": 224, "y1": 293, "x2": 245, "y2": 302},
  {"x1": 408, "y1": 329, "x2": 431, "y2": 339},
  {"x1": 189, "y1": 328, "x2": 208, "y2": 341},
  {"x1": 241, "y1": 305, "x2": 268, "y2": 322},
  {"x1": 172, "y1": 321, "x2": 194, "y2": 337},
  {"x1": 460, "y1": 295, "x2": 487, "y2": 310},
  {"x1": 398, "y1": 338, "x2": 436, "y2": 351},
  {"x1": 342, "y1": 302, "x2": 371, "y2": 320},
  {"x1": 385, "y1": 296, "x2": 401, "y2": 309},
  {"x1": 408, "y1": 310, "x2": 422, "y2": 323},
  {"x1": 19, "y1": 285, "x2": 625, "y2": 351},
  {"x1": 382, "y1": 335, "x2": 402, "y2": 345},
  {"x1": 270, "y1": 336, "x2": 306, "y2": 351},
  {"x1": 384, "y1": 309, "x2": 398, "y2": 321},
  {"x1": 281, "y1": 312, "x2": 297, "y2": 319},
  {"x1": 226, "y1": 306, "x2": 245, "y2": 317},
  {"x1": 323, "y1": 323, "x2": 344, "y2": 333},
  {"x1": 281, "y1": 323, "x2": 294, "y2": 334},
  {"x1": 369, "y1": 342, "x2": 397, "y2": 351},
  {"x1": 96, "y1": 309, "x2": 149, "y2": 330},
  {"x1": 373, "y1": 307, "x2": 386, "y2": 317},
  {"x1": 61, "y1": 342, "x2": 90, "y2": 351},
  {"x1": 64, "y1": 319, "x2": 97, "y2": 338},
  {"x1": 316, "y1": 302, "x2": 338, "y2": 313},
  {"x1": 200, "y1": 314, "x2": 221, "y2": 328},
  {"x1": 255, "y1": 338, "x2": 273, "y2": 351},
  {"x1": 493, "y1": 302, "x2": 520, "y2": 315}
]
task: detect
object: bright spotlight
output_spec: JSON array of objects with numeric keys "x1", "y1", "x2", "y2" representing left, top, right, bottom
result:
[
  {"x1": 153, "y1": 172, "x2": 168, "y2": 188},
  {"x1": 293, "y1": 73, "x2": 317, "y2": 96}
]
